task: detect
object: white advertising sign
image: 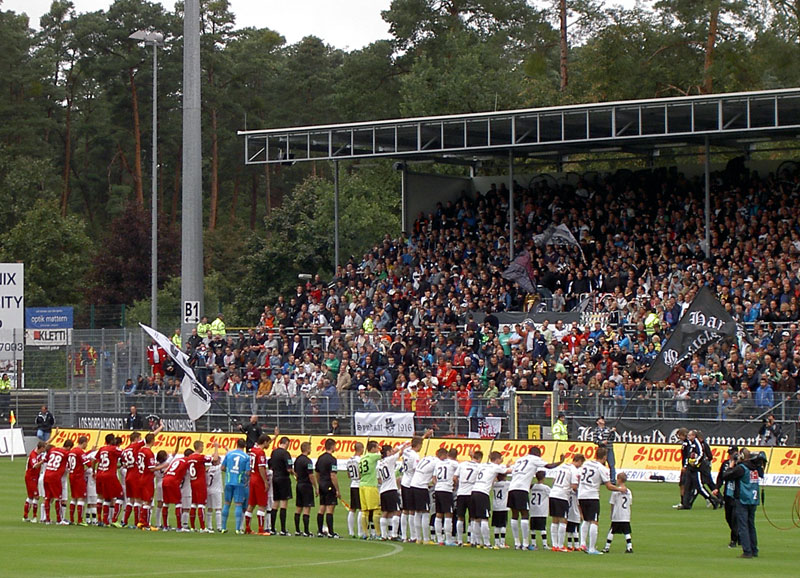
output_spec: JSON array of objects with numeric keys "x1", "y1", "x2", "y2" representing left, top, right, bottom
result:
[
  {"x1": 0, "y1": 263, "x2": 24, "y2": 361},
  {"x1": 354, "y1": 412, "x2": 415, "y2": 437}
]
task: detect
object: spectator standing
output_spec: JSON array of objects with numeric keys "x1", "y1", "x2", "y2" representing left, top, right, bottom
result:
[
  {"x1": 35, "y1": 405, "x2": 55, "y2": 441},
  {"x1": 125, "y1": 405, "x2": 144, "y2": 430}
]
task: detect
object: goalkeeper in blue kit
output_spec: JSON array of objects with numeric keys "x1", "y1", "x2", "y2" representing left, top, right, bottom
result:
[{"x1": 221, "y1": 438, "x2": 251, "y2": 532}]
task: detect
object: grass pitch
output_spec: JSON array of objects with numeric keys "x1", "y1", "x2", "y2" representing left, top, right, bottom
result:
[{"x1": 2, "y1": 458, "x2": 798, "y2": 577}]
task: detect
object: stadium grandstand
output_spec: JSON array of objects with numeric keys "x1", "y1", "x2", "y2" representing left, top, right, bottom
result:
[{"x1": 13, "y1": 89, "x2": 800, "y2": 445}]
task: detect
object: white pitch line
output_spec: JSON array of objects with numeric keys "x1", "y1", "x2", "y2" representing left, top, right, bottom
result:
[{"x1": 77, "y1": 541, "x2": 404, "y2": 578}]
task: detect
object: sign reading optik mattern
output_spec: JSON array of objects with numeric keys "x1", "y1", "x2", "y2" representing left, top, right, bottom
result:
[{"x1": 0, "y1": 263, "x2": 24, "y2": 361}]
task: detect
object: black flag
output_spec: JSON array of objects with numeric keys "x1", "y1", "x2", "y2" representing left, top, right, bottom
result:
[
  {"x1": 644, "y1": 287, "x2": 737, "y2": 382},
  {"x1": 502, "y1": 249, "x2": 536, "y2": 293}
]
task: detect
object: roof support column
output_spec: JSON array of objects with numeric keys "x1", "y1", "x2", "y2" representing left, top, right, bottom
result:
[
  {"x1": 401, "y1": 163, "x2": 408, "y2": 234},
  {"x1": 334, "y1": 160, "x2": 340, "y2": 277},
  {"x1": 704, "y1": 136, "x2": 711, "y2": 259},
  {"x1": 509, "y1": 150, "x2": 515, "y2": 260}
]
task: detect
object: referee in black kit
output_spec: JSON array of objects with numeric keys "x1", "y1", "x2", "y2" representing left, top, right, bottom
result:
[
  {"x1": 592, "y1": 416, "x2": 617, "y2": 480},
  {"x1": 316, "y1": 438, "x2": 341, "y2": 538}
]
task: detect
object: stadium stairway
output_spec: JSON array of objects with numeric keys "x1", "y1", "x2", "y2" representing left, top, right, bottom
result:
[{"x1": 2, "y1": 390, "x2": 49, "y2": 436}]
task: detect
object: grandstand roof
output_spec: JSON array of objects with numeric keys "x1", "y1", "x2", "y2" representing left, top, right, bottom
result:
[{"x1": 238, "y1": 88, "x2": 800, "y2": 165}]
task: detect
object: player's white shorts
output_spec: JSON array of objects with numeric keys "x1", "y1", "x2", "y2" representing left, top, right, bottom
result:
[
  {"x1": 38, "y1": 471, "x2": 46, "y2": 497},
  {"x1": 181, "y1": 484, "x2": 192, "y2": 510},
  {"x1": 207, "y1": 491, "x2": 222, "y2": 511},
  {"x1": 61, "y1": 474, "x2": 68, "y2": 501},
  {"x1": 120, "y1": 468, "x2": 128, "y2": 501}
]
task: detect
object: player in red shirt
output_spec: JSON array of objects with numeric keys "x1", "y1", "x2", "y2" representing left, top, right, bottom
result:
[
  {"x1": 186, "y1": 440, "x2": 220, "y2": 532},
  {"x1": 94, "y1": 434, "x2": 124, "y2": 526},
  {"x1": 43, "y1": 440, "x2": 73, "y2": 524},
  {"x1": 67, "y1": 436, "x2": 92, "y2": 525},
  {"x1": 245, "y1": 434, "x2": 271, "y2": 534},
  {"x1": 136, "y1": 431, "x2": 167, "y2": 528},
  {"x1": 161, "y1": 448, "x2": 193, "y2": 531},
  {"x1": 23, "y1": 440, "x2": 47, "y2": 522},
  {"x1": 120, "y1": 431, "x2": 145, "y2": 527}
]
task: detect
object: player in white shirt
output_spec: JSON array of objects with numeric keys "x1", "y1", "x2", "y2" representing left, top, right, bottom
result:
[
  {"x1": 399, "y1": 434, "x2": 428, "y2": 542},
  {"x1": 432, "y1": 448, "x2": 458, "y2": 545},
  {"x1": 85, "y1": 449, "x2": 99, "y2": 525},
  {"x1": 566, "y1": 487, "x2": 582, "y2": 550},
  {"x1": 491, "y1": 477, "x2": 510, "y2": 548},
  {"x1": 345, "y1": 442, "x2": 364, "y2": 538},
  {"x1": 529, "y1": 470, "x2": 550, "y2": 550},
  {"x1": 470, "y1": 451, "x2": 511, "y2": 548},
  {"x1": 549, "y1": 453, "x2": 584, "y2": 551},
  {"x1": 206, "y1": 462, "x2": 224, "y2": 531},
  {"x1": 508, "y1": 446, "x2": 561, "y2": 550},
  {"x1": 577, "y1": 447, "x2": 626, "y2": 554},
  {"x1": 453, "y1": 453, "x2": 480, "y2": 546},
  {"x1": 409, "y1": 453, "x2": 437, "y2": 543},
  {"x1": 602, "y1": 472, "x2": 633, "y2": 554},
  {"x1": 377, "y1": 441, "x2": 410, "y2": 540},
  {"x1": 180, "y1": 465, "x2": 193, "y2": 531}
]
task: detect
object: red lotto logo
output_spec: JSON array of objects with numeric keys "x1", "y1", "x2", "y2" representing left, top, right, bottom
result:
[{"x1": 780, "y1": 450, "x2": 797, "y2": 467}]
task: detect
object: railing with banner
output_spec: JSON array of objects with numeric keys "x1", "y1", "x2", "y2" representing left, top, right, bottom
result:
[{"x1": 43, "y1": 427, "x2": 800, "y2": 487}]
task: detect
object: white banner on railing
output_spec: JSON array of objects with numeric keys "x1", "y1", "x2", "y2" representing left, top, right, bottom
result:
[
  {"x1": 0, "y1": 428, "x2": 25, "y2": 457},
  {"x1": 354, "y1": 412, "x2": 415, "y2": 437}
]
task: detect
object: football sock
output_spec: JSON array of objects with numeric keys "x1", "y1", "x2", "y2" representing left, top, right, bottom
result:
[
  {"x1": 520, "y1": 519, "x2": 530, "y2": 547},
  {"x1": 295, "y1": 512, "x2": 301, "y2": 533},
  {"x1": 357, "y1": 511, "x2": 364, "y2": 537},
  {"x1": 303, "y1": 514, "x2": 310, "y2": 534},
  {"x1": 400, "y1": 512, "x2": 407, "y2": 540},
  {"x1": 222, "y1": 503, "x2": 230, "y2": 528},
  {"x1": 605, "y1": 530, "x2": 614, "y2": 550},
  {"x1": 541, "y1": 530, "x2": 548, "y2": 547},
  {"x1": 141, "y1": 505, "x2": 151, "y2": 527},
  {"x1": 317, "y1": 513, "x2": 325, "y2": 534},
  {"x1": 392, "y1": 514, "x2": 400, "y2": 538},
  {"x1": 480, "y1": 520, "x2": 491, "y2": 546},
  {"x1": 43, "y1": 498, "x2": 51, "y2": 522},
  {"x1": 580, "y1": 521, "x2": 589, "y2": 547},
  {"x1": 558, "y1": 523, "x2": 567, "y2": 549},
  {"x1": 326, "y1": 513, "x2": 334, "y2": 535},
  {"x1": 434, "y1": 517, "x2": 443, "y2": 543},
  {"x1": 270, "y1": 509, "x2": 277, "y2": 531},
  {"x1": 348, "y1": 510, "x2": 356, "y2": 536},
  {"x1": 112, "y1": 500, "x2": 122, "y2": 523},
  {"x1": 161, "y1": 506, "x2": 168, "y2": 528},
  {"x1": 280, "y1": 508, "x2": 287, "y2": 532},
  {"x1": 380, "y1": 517, "x2": 389, "y2": 539},
  {"x1": 215, "y1": 509, "x2": 222, "y2": 530},
  {"x1": 76, "y1": 502, "x2": 84, "y2": 524},
  {"x1": 265, "y1": 510, "x2": 272, "y2": 532},
  {"x1": 551, "y1": 523, "x2": 559, "y2": 547},
  {"x1": 456, "y1": 520, "x2": 464, "y2": 544},
  {"x1": 198, "y1": 506, "x2": 206, "y2": 530},
  {"x1": 625, "y1": 534, "x2": 632, "y2": 550},
  {"x1": 175, "y1": 506, "x2": 182, "y2": 529},
  {"x1": 244, "y1": 510, "x2": 253, "y2": 532},
  {"x1": 589, "y1": 523, "x2": 598, "y2": 551},
  {"x1": 123, "y1": 503, "x2": 133, "y2": 525},
  {"x1": 24, "y1": 499, "x2": 30, "y2": 519},
  {"x1": 422, "y1": 514, "x2": 431, "y2": 542},
  {"x1": 443, "y1": 517, "x2": 452, "y2": 542},
  {"x1": 234, "y1": 504, "x2": 243, "y2": 531},
  {"x1": 70, "y1": 501, "x2": 76, "y2": 523},
  {"x1": 102, "y1": 501, "x2": 110, "y2": 525},
  {"x1": 190, "y1": 507, "x2": 197, "y2": 529},
  {"x1": 32, "y1": 501, "x2": 38, "y2": 520},
  {"x1": 54, "y1": 500, "x2": 62, "y2": 523},
  {"x1": 134, "y1": 505, "x2": 140, "y2": 525},
  {"x1": 510, "y1": 518, "x2": 520, "y2": 546},
  {"x1": 256, "y1": 510, "x2": 264, "y2": 533}
]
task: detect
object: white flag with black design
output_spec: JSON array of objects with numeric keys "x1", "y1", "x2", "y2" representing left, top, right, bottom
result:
[{"x1": 139, "y1": 323, "x2": 211, "y2": 421}]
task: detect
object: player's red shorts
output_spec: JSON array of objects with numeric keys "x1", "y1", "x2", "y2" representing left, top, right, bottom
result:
[
  {"x1": 96, "y1": 473, "x2": 123, "y2": 500},
  {"x1": 161, "y1": 479, "x2": 181, "y2": 505},
  {"x1": 190, "y1": 481, "x2": 207, "y2": 505},
  {"x1": 125, "y1": 473, "x2": 140, "y2": 501},
  {"x1": 43, "y1": 474, "x2": 62, "y2": 500},
  {"x1": 248, "y1": 478, "x2": 267, "y2": 508},
  {"x1": 69, "y1": 475, "x2": 87, "y2": 500},
  {"x1": 139, "y1": 475, "x2": 155, "y2": 503},
  {"x1": 25, "y1": 474, "x2": 39, "y2": 499}
]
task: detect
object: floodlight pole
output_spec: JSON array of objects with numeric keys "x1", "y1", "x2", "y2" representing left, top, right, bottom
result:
[
  {"x1": 129, "y1": 30, "x2": 164, "y2": 330},
  {"x1": 181, "y1": 0, "x2": 204, "y2": 341}
]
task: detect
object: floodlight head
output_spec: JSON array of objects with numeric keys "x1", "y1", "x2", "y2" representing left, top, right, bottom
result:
[{"x1": 129, "y1": 30, "x2": 165, "y2": 45}]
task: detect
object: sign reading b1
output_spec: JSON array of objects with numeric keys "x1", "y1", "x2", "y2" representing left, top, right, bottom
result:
[{"x1": 183, "y1": 301, "x2": 200, "y2": 325}]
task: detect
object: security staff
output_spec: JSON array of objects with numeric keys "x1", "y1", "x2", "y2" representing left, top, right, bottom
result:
[
  {"x1": 171, "y1": 328, "x2": 182, "y2": 350},
  {"x1": 0, "y1": 373, "x2": 11, "y2": 418},
  {"x1": 552, "y1": 412, "x2": 568, "y2": 440},
  {"x1": 210, "y1": 314, "x2": 226, "y2": 337},
  {"x1": 197, "y1": 316, "x2": 212, "y2": 337},
  {"x1": 713, "y1": 445, "x2": 740, "y2": 548},
  {"x1": 591, "y1": 416, "x2": 617, "y2": 479},
  {"x1": 722, "y1": 448, "x2": 766, "y2": 559}
]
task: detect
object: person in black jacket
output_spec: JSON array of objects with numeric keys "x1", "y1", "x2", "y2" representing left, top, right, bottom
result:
[
  {"x1": 35, "y1": 405, "x2": 55, "y2": 441},
  {"x1": 713, "y1": 446, "x2": 740, "y2": 548},
  {"x1": 124, "y1": 405, "x2": 144, "y2": 430},
  {"x1": 238, "y1": 415, "x2": 263, "y2": 450}
]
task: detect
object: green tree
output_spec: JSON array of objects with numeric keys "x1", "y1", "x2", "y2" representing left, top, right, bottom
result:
[{"x1": 0, "y1": 199, "x2": 93, "y2": 305}]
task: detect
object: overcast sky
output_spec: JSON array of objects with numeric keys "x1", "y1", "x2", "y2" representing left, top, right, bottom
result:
[{"x1": 3, "y1": 0, "x2": 643, "y2": 50}]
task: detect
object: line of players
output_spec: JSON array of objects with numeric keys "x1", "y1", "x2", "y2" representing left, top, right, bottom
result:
[
  {"x1": 347, "y1": 438, "x2": 634, "y2": 554},
  {"x1": 23, "y1": 432, "x2": 633, "y2": 553}
]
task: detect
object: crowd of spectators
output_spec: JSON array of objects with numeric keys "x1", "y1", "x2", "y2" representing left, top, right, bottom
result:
[{"x1": 132, "y1": 164, "x2": 800, "y2": 433}]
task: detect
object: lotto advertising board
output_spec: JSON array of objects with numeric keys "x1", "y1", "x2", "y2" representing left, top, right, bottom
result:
[{"x1": 41, "y1": 429, "x2": 798, "y2": 486}]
